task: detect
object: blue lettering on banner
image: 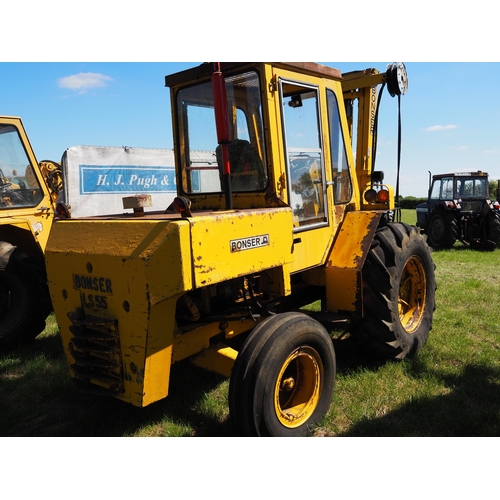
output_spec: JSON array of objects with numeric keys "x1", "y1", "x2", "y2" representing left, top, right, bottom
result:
[{"x1": 79, "y1": 165, "x2": 176, "y2": 194}]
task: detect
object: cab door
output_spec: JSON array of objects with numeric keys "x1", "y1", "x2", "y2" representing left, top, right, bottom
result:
[{"x1": 277, "y1": 75, "x2": 339, "y2": 273}]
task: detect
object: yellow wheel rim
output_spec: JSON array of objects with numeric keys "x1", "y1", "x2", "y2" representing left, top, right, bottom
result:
[
  {"x1": 398, "y1": 255, "x2": 427, "y2": 333},
  {"x1": 274, "y1": 346, "x2": 323, "y2": 428}
]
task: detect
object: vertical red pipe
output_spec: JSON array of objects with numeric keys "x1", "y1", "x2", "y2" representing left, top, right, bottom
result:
[{"x1": 212, "y1": 63, "x2": 232, "y2": 208}]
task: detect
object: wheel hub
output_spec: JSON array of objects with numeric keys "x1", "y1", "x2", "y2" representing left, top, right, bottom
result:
[
  {"x1": 281, "y1": 377, "x2": 295, "y2": 391},
  {"x1": 274, "y1": 346, "x2": 323, "y2": 428},
  {"x1": 398, "y1": 255, "x2": 427, "y2": 334}
]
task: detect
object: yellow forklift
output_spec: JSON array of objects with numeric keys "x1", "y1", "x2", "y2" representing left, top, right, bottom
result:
[
  {"x1": 45, "y1": 62, "x2": 436, "y2": 436},
  {"x1": 0, "y1": 116, "x2": 62, "y2": 347}
]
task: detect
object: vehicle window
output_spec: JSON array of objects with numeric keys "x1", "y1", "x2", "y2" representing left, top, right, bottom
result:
[
  {"x1": 280, "y1": 80, "x2": 327, "y2": 230},
  {"x1": 457, "y1": 177, "x2": 487, "y2": 198},
  {"x1": 327, "y1": 89, "x2": 352, "y2": 204},
  {"x1": 430, "y1": 180, "x2": 440, "y2": 199},
  {"x1": 0, "y1": 125, "x2": 43, "y2": 209},
  {"x1": 176, "y1": 71, "x2": 267, "y2": 194},
  {"x1": 430, "y1": 177, "x2": 453, "y2": 199},
  {"x1": 441, "y1": 178, "x2": 454, "y2": 198}
]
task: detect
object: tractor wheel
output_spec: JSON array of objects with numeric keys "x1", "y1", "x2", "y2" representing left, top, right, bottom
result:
[
  {"x1": 229, "y1": 312, "x2": 336, "y2": 437},
  {"x1": 486, "y1": 210, "x2": 500, "y2": 247},
  {"x1": 426, "y1": 211, "x2": 457, "y2": 249},
  {"x1": 0, "y1": 244, "x2": 52, "y2": 348},
  {"x1": 351, "y1": 223, "x2": 436, "y2": 359}
]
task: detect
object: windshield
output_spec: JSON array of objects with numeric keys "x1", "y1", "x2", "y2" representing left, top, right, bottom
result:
[
  {"x1": 0, "y1": 125, "x2": 44, "y2": 209},
  {"x1": 175, "y1": 70, "x2": 267, "y2": 194},
  {"x1": 456, "y1": 177, "x2": 487, "y2": 198}
]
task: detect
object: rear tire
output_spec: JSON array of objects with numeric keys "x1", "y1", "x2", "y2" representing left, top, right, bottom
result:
[
  {"x1": 486, "y1": 210, "x2": 500, "y2": 247},
  {"x1": 351, "y1": 223, "x2": 436, "y2": 359},
  {"x1": 229, "y1": 312, "x2": 336, "y2": 436},
  {"x1": 0, "y1": 244, "x2": 52, "y2": 348}
]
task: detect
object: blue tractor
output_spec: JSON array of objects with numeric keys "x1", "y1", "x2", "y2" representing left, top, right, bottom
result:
[{"x1": 416, "y1": 171, "x2": 500, "y2": 250}]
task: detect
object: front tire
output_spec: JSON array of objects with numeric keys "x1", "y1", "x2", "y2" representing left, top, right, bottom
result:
[
  {"x1": 229, "y1": 312, "x2": 336, "y2": 437},
  {"x1": 351, "y1": 223, "x2": 436, "y2": 359},
  {"x1": 427, "y1": 211, "x2": 457, "y2": 249},
  {"x1": 0, "y1": 244, "x2": 52, "y2": 347}
]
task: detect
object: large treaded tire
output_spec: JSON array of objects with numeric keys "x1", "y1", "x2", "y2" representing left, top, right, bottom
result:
[
  {"x1": 0, "y1": 244, "x2": 52, "y2": 348},
  {"x1": 351, "y1": 223, "x2": 436, "y2": 359},
  {"x1": 229, "y1": 312, "x2": 336, "y2": 437},
  {"x1": 426, "y1": 211, "x2": 457, "y2": 249},
  {"x1": 486, "y1": 210, "x2": 500, "y2": 247}
]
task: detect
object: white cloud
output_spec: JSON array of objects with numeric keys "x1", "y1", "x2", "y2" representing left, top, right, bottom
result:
[
  {"x1": 58, "y1": 72, "x2": 113, "y2": 94},
  {"x1": 424, "y1": 124, "x2": 459, "y2": 132},
  {"x1": 484, "y1": 148, "x2": 500, "y2": 154}
]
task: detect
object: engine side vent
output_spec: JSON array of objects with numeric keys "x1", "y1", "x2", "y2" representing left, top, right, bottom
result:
[{"x1": 67, "y1": 309, "x2": 123, "y2": 396}]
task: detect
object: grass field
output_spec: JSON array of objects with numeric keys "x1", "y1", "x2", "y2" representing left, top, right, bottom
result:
[{"x1": 1, "y1": 209, "x2": 500, "y2": 437}]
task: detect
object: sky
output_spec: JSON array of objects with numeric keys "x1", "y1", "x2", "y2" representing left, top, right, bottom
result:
[
  {"x1": 5, "y1": 61, "x2": 500, "y2": 198},
  {"x1": 0, "y1": 0, "x2": 500, "y2": 197},
  {"x1": 3, "y1": 3, "x2": 500, "y2": 199}
]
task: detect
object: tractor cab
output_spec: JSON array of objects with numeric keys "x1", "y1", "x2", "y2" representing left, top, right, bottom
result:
[
  {"x1": 166, "y1": 63, "x2": 355, "y2": 218},
  {"x1": 166, "y1": 62, "x2": 395, "y2": 276},
  {"x1": 416, "y1": 171, "x2": 500, "y2": 249}
]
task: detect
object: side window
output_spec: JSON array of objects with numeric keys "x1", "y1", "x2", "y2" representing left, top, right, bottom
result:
[
  {"x1": 430, "y1": 177, "x2": 453, "y2": 200},
  {"x1": 327, "y1": 89, "x2": 352, "y2": 204},
  {"x1": 430, "y1": 181, "x2": 441, "y2": 200},
  {"x1": 0, "y1": 125, "x2": 44, "y2": 209},
  {"x1": 430, "y1": 180, "x2": 441, "y2": 199},
  {"x1": 280, "y1": 80, "x2": 326, "y2": 230},
  {"x1": 441, "y1": 178, "x2": 454, "y2": 199},
  {"x1": 183, "y1": 105, "x2": 220, "y2": 193}
]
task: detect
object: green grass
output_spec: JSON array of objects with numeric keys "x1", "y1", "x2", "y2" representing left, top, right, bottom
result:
[{"x1": 1, "y1": 209, "x2": 500, "y2": 436}]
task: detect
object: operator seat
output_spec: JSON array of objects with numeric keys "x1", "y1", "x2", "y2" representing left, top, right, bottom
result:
[{"x1": 216, "y1": 139, "x2": 266, "y2": 191}]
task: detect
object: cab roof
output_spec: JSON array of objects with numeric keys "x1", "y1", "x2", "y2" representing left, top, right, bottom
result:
[
  {"x1": 165, "y1": 62, "x2": 343, "y2": 88},
  {"x1": 433, "y1": 171, "x2": 488, "y2": 179}
]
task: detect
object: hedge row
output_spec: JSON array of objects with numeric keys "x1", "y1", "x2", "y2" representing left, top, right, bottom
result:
[{"x1": 397, "y1": 197, "x2": 427, "y2": 209}]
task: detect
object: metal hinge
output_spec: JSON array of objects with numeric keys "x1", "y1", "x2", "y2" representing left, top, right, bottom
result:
[{"x1": 269, "y1": 75, "x2": 277, "y2": 93}]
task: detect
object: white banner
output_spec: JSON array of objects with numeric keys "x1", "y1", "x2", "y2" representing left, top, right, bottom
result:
[{"x1": 61, "y1": 145, "x2": 177, "y2": 217}]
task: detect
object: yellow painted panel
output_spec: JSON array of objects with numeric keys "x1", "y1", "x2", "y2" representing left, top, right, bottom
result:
[
  {"x1": 189, "y1": 207, "x2": 293, "y2": 287},
  {"x1": 172, "y1": 316, "x2": 257, "y2": 363},
  {"x1": 47, "y1": 219, "x2": 192, "y2": 297},
  {"x1": 325, "y1": 267, "x2": 361, "y2": 313},
  {"x1": 46, "y1": 218, "x2": 192, "y2": 407},
  {"x1": 327, "y1": 211, "x2": 381, "y2": 269},
  {"x1": 189, "y1": 344, "x2": 239, "y2": 378},
  {"x1": 324, "y1": 211, "x2": 381, "y2": 313},
  {"x1": 288, "y1": 225, "x2": 337, "y2": 274},
  {"x1": 141, "y1": 297, "x2": 178, "y2": 406}
]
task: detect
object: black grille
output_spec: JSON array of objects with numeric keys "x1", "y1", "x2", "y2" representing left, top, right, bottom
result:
[{"x1": 67, "y1": 311, "x2": 123, "y2": 396}]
